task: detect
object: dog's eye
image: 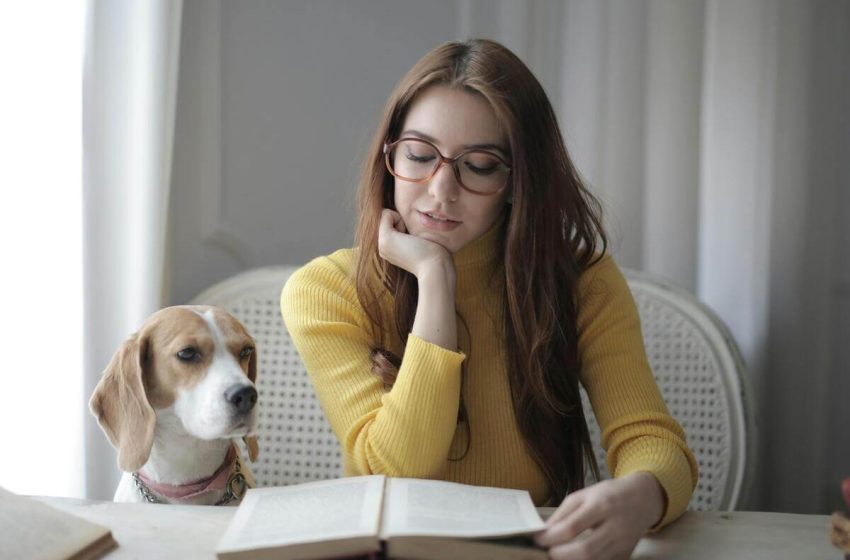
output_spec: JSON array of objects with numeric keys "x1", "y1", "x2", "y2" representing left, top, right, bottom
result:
[
  {"x1": 176, "y1": 347, "x2": 199, "y2": 361},
  {"x1": 240, "y1": 346, "x2": 254, "y2": 359}
]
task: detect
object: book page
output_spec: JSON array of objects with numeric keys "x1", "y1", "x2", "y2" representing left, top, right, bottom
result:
[
  {"x1": 0, "y1": 487, "x2": 113, "y2": 560},
  {"x1": 381, "y1": 478, "x2": 545, "y2": 539},
  {"x1": 217, "y1": 475, "x2": 385, "y2": 553}
]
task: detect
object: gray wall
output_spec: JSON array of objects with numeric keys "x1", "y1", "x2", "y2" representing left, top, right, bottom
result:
[{"x1": 170, "y1": 0, "x2": 459, "y2": 304}]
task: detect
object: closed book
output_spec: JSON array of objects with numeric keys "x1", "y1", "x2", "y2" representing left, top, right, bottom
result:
[{"x1": 0, "y1": 486, "x2": 117, "y2": 560}]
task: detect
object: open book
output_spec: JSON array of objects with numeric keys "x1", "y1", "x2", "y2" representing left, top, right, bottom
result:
[
  {"x1": 217, "y1": 475, "x2": 547, "y2": 560},
  {"x1": 0, "y1": 486, "x2": 117, "y2": 560}
]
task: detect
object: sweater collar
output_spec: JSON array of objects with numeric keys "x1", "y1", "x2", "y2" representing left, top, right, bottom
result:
[{"x1": 452, "y1": 211, "x2": 506, "y2": 302}]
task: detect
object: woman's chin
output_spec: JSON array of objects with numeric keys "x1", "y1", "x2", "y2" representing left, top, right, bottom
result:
[{"x1": 412, "y1": 230, "x2": 459, "y2": 253}]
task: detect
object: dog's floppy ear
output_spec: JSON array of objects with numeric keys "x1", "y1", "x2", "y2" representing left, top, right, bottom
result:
[
  {"x1": 247, "y1": 341, "x2": 258, "y2": 383},
  {"x1": 243, "y1": 436, "x2": 259, "y2": 462},
  {"x1": 244, "y1": 340, "x2": 259, "y2": 461},
  {"x1": 89, "y1": 333, "x2": 156, "y2": 473}
]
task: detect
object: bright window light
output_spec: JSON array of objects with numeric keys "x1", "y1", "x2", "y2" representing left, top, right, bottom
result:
[{"x1": 0, "y1": 2, "x2": 85, "y2": 497}]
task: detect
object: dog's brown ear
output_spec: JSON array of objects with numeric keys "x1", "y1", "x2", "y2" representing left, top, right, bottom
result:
[
  {"x1": 89, "y1": 333, "x2": 156, "y2": 473},
  {"x1": 247, "y1": 341, "x2": 258, "y2": 383},
  {"x1": 244, "y1": 337, "x2": 259, "y2": 462},
  {"x1": 243, "y1": 436, "x2": 259, "y2": 462}
]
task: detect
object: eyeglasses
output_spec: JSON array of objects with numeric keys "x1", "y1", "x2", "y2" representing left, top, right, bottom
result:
[{"x1": 383, "y1": 138, "x2": 512, "y2": 195}]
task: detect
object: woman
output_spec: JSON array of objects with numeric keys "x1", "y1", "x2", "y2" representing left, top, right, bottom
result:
[{"x1": 281, "y1": 39, "x2": 697, "y2": 559}]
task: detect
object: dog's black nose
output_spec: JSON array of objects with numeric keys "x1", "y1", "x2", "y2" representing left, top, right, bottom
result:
[{"x1": 225, "y1": 385, "x2": 257, "y2": 414}]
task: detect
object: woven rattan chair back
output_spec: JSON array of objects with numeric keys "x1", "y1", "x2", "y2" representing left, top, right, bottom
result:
[{"x1": 193, "y1": 266, "x2": 753, "y2": 510}]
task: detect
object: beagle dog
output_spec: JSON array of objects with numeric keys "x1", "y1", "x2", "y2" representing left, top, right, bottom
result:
[{"x1": 90, "y1": 305, "x2": 260, "y2": 505}]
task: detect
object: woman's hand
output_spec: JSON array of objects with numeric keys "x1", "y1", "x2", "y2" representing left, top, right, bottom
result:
[
  {"x1": 831, "y1": 511, "x2": 850, "y2": 553},
  {"x1": 535, "y1": 472, "x2": 666, "y2": 560},
  {"x1": 378, "y1": 209, "x2": 457, "y2": 350},
  {"x1": 378, "y1": 209, "x2": 452, "y2": 280}
]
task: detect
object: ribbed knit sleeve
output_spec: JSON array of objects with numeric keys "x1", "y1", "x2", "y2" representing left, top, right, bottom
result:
[
  {"x1": 577, "y1": 256, "x2": 699, "y2": 529},
  {"x1": 280, "y1": 252, "x2": 466, "y2": 479}
]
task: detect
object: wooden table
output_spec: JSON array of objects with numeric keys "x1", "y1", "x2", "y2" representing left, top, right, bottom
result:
[{"x1": 34, "y1": 497, "x2": 836, "y2": 559}]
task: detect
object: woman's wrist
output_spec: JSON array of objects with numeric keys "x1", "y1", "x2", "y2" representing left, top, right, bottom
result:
[
  {"x1": 414, "y1": 254, "x2": 456, "y2": 292},
  {"x1": 628, "y1": 471, "x2": 667, "y2": 529}
]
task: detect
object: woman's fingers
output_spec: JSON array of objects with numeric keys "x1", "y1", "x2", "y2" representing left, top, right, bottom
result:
[
  {"x1": 546, "y1": 527, "x2": 611, "y2": 560},
  {"x1": 544, "y1": 491, "x2": 584, "y2": 527},
  {"x1": 832, "y1": 511, "x2": 850, "y2": 532},
  {"x1": 379, "y1": 209, "x2": 400, "y2": 232},
  {"x1": 536, "y1": 499, "x2": 605, "y2": 548},
  {"x1": 832, "y1": 512, "x2": 850, "y2": 552},
  {"x1": 548, "y1": 518, "x2": 639, "y2": 560},
  {"x1": 378, "y1": 210, "x2": 403, "y2": 257},
  {"x1": 393, "y1": 212, "x2": 407, "y2": 233}
]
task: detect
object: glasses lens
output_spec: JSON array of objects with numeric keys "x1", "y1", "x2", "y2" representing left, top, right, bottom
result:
[
  {"x1": 390, "y1": 140, "x2": 439, "y2": 181},
  {"x1": 458, "y1": 152, "x2": 509, "y2": 193}
]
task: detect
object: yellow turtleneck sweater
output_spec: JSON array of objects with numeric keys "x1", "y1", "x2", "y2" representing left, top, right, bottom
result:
[{"x1": 280, "y1": 222, "x2": 698, "y2": 529}]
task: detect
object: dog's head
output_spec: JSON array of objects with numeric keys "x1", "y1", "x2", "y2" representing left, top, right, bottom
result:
[{"x1": 90, "y1": 305, "x2": 260, "y2": 472}]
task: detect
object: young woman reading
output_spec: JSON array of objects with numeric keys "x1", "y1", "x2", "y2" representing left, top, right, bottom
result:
[{"x1": 281, "y1": 39, "x2": 698, "y2": 560}]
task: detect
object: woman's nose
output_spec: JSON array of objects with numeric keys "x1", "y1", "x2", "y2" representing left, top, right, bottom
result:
[{"x1": 427, "y1": 163, "x2": 460, "y2": 203}]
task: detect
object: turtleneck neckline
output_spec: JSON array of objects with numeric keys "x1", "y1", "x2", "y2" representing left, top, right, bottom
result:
[{"x1": 452, "y1": 211, "x2": 506, "y2": 302}]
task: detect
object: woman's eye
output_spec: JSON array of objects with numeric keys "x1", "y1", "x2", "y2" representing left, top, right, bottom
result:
[
  {"x1": 405, "y1": 151, "x2": 435, "y2": 163},
  {"x1": 240, "y1": 347, "x2": 254, "y2": 359},
  {"x1": 463, "y1": 153, "x2": 501, "y2": 175},
  {"x1": 176, "y1": 347, "x2": 199, "y2": 361},
  {"x1": 464, "y1": 161, "x2": 498, "y2": 175}
]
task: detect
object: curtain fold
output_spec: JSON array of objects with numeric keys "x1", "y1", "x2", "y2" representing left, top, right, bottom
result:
[
  {"x1": 83, "y1": 0, "x2": 183, "y2": 500},
  {"x1": 462, "y1": 0, "x2": 849, "y2": 514}
]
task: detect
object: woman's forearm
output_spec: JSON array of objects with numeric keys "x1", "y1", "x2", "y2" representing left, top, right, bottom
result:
[{"x1": 411, "y1": 257, "x2": 457, "y2": 351}]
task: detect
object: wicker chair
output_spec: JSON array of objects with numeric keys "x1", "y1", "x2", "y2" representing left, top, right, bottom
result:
[{"x1": 191, "y1": 266, "x2": 754, "y2": 510}]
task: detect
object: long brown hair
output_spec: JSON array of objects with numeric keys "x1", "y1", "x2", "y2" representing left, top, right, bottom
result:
[{"x1": 354, "y1": 39, "x2": 606, "y2": 503}]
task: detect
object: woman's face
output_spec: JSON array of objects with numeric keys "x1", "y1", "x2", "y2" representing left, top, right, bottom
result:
[{"x1": 392, "y1": 85, "x2": 511, "y2": 254}]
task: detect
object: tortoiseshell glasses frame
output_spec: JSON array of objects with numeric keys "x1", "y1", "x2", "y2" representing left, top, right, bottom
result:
[{"x1": 383, "y1": 137, "x2": 512, "y2": 196}]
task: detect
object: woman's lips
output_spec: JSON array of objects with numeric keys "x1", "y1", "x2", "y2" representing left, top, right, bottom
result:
[{"x1": 418, "y1": 210, "x2": 461, "y2": 231}]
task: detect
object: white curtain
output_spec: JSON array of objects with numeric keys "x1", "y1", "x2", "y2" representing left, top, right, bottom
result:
[
  {"x1": 462, "y1": 0, "x2": 850, "y2": 514},
  {"x1": 0, "y1": 2, "x2": 85, "y2": 499},
  {"x1": 83, "y1": 0, "x2": 183, "y2": 500}
]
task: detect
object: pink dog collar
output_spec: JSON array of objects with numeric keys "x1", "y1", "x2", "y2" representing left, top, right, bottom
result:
[{"x1": 135, "y1": 444, "x2": 240, "y2": 502}]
